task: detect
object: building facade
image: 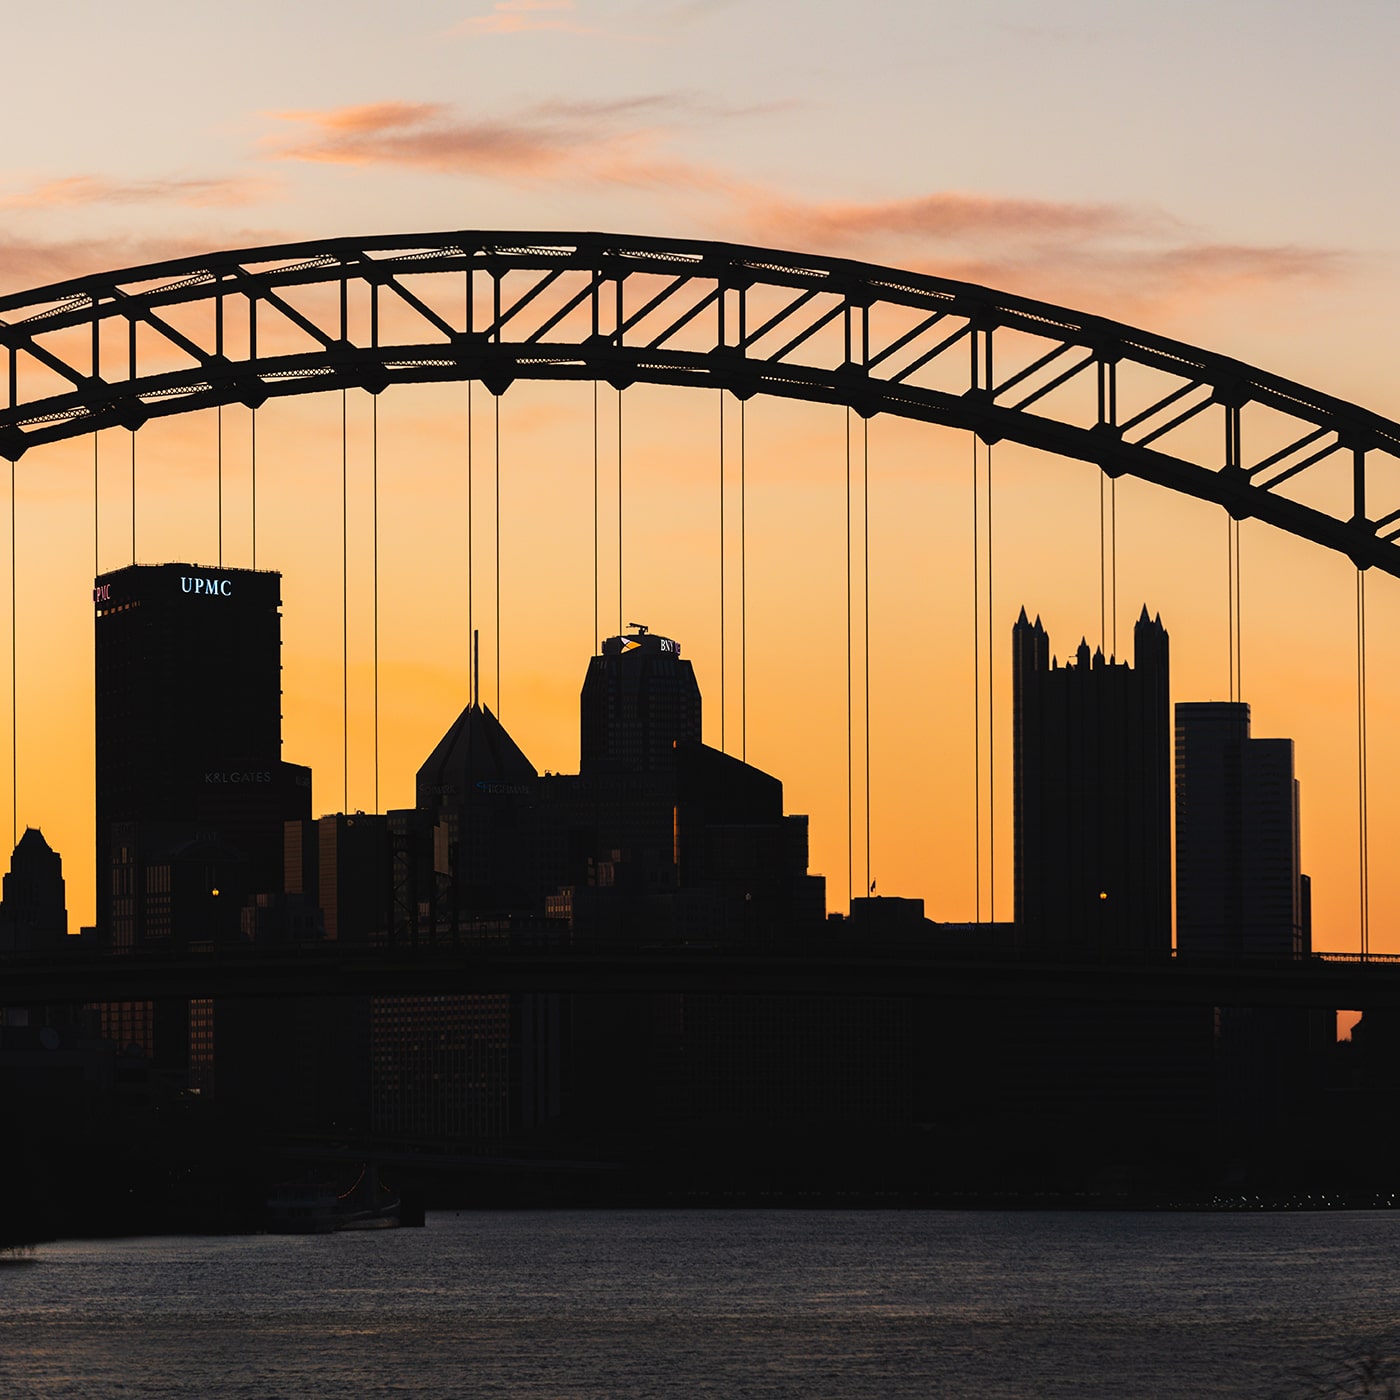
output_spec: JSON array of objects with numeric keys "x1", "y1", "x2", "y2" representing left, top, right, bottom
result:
[
  {"x1": 580, "y1": 628, "x2": 701, "y2": 775},
  {"x1": 1175, "y1": 701, "x2": 1309, "y2": 958},
  {"x1": 0, "y1": 827, "x2": 68, "y2": 952},
  {"x1": 1012, "y1": 605, "x2": 1172, "y2": 958},
  {"x1": 416, "y1": 699, "x2": 538, "y2": 929},
  {"x1": 93, "y1": 562, "x2": 309, "y2": 947}
]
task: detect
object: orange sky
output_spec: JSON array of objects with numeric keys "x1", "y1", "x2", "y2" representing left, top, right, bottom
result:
[
  {"x1": 6, "y1": 368, "x2": 1391, "y2": 960},
  {"x1": 4, "y1": 2, "x2": 1400, "y2": 958}
]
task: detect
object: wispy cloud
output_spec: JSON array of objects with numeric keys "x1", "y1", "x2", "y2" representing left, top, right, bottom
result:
[
  {"x1": 730, "y1": 188, "x2": 1346, "y2": 318},
  {"x1": 267, "y1": 102, "x2": 564, "y2": 175},
  {"x1": 908, "y1": 243, "x2": 1345, "y2": 321},
  {"x1": 264, "y1": 98, "x2": 724, "y2": 190},
  {"x1": 743, "y1": 190, "x2": 1165, "y2": 250},
  {"x1": 1125, "y1": 242, "x2": 1344, "y2": 288},
  {"x1": 263, "y1": 96, "x2": 1348, "y2": 320},
  {"x1": 0, "y1": 173, "x2": 273, "y2": 211},
  {"x1": 453, "y1": 0, "x2": 606, "y2": 37}
]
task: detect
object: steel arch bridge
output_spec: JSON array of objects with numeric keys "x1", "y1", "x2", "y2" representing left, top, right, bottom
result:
[{"x1": 1, "y1": 230, "x2": 1399, "y2": 577}]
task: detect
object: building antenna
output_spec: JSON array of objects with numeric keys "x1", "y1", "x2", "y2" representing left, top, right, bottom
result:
[{"x1": 473, "y1": 627, "x2": 480, "y2": 710}]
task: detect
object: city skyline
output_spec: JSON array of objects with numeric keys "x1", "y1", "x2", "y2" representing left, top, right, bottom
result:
[
  {"x1": 0, "y1": 529, "x2": 1377, "y2": 946},
  {"x1": 4, "y1": 3, "x2": 1400, "y2": 951},
  {"x1": 26, "y1": 574, "x2": 1332, "y2": 956}
]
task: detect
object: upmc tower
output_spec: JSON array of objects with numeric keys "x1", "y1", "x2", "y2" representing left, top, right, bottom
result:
[{"x1": 93, "y1": 563, "x2": 310, "y2": 947}]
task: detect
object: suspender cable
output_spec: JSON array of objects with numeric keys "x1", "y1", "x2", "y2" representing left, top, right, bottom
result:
[
  {"x1": 1235, "y1": 521, "x2": 1242, "y2": 700},
  {"x1": 740, "y1": 398, "x2": 747, "y2": 763},
  {"x1": 987, "y1": 440, "x2": 995, "y2": 926},
  {"x1": 1099, "y1": 474, "x2": 1120, "y2": 657},
  {"x1": 845, "y1": 406, "x2": 854, "y2": 913},
  {"x1": 1099, "y1": 474, "x2": 1107, "y2": 655},
  {"x1": 719, "y1": 390, "x2": 726, "y2": 753},
  {"x1": 1226, "y1": 517, "x2": 1233, "y2": 700},
  {"x1": 588, "y1": 378, "x2": 600, "y2": 942},
  {"x1": 129, "y1": 429, "x2": 136, "y2": 565},
  {"x1": 250, "y1": 406, "x2": 258, "y2": 571},
  {"x1": 10, "y1": 459, "x2": 15, "y2": 848},
  {"x1": 216, "y1": 294, "x2": 224, "y2": 570},
  {"x1": 617, "y1": 386, "x2": 624, "y2": 636},
  {"x1": 1226, "y1": 517, "x2": 1243, "y2": 701},
  {"x1": 863, "y1": 414, "x2": 871, "y2": 897},
  {"x1": 972, "y1": 434, "x2": 980, "y2": 924},
  {"x1": 464, "y1": 366, "x2": 475, "y2": 936},
  {"x1": 372, "y1": 392, "x2": 380, "y2": 815},
  {"x1": 1111, "y1": 479, "x2": 1118, "y2": 658},
  {"x1": 495, "y1": 390, "x2": 501, "y2": 718},
  {"x1": 93, "y1": 432, "x2": 99, "y2": 577},
  {"x1": 465, "y1": 266, "x2": 475, "y2": 698},
  {"x1": 1357, "y1": 568, "x2": 1370, "y2": 959},
  {"x1": 593, "y1": 380, "x2": 599, "y2": 654},
  {"x1": 341, "y1": 388, "x2": 348, "y2": 813},
  {"x1": 467, "y1": 380, "x2": 474, "y2": 698}
]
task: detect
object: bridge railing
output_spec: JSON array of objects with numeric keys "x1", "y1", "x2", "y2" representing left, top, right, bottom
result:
[{"x1": 3, "y1": 928, "x2": 1396, "y2": 971}]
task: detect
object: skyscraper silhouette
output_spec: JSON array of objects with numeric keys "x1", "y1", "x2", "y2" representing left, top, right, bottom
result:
[
  {"x1": 1012, "y1": 606, "x2": 1171, "y2": 958},
  {"x1": 417, "y1": 699, "x2": 538, "y2": 923},
  {"x1": 1175, "y1": 702, "x2": 1309, "y2": 958},
  {"x1": 580, "y1": 628, "x2": 701, "y2": 775},
  {"x1": 0, "y1": 827, "x2": 67, "y2": 952},
  {"x1": 1174, "y1": 702, "x2": 1319, "y2": 1139},
  {"x1": 93, "y1": 562, "x2": 310, "y2": 946}
]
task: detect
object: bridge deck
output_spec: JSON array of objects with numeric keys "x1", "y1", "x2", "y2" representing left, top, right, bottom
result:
[{"x1": 2, "y1": 944, "x2": 1395, "y2": 1009}]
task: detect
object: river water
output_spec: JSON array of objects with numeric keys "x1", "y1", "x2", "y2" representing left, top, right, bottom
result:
[{"x1": 1, "y1": 1209, "x2": 1396, "y2": 1398}]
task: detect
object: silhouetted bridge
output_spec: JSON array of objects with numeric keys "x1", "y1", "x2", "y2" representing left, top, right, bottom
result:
[{"x1": 2, "y1": 943, "x2": 1397, "y2": 1010}]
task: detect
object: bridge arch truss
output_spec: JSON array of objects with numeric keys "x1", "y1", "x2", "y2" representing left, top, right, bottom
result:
[{"x1": 1, "y1": 229, "x2": 1398, "y2": 575}]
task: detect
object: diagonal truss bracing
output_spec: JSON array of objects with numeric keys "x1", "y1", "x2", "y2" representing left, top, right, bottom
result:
[{"x1": 2, "y1": 229, "x2": 1399, "y2": 573}]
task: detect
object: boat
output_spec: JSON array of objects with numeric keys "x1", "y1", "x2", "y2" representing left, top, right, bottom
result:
[
  {"x1": 336, "y1": 1166, "x2": 402, "y2": 1230},
  {"x1": 266, "y1": 1166, "x2": 400, "y2": 1233}
]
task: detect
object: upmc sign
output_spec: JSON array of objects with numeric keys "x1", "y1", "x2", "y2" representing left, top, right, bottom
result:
[{"x1": 180, "y1": 576, "x2": 232, "y2": 597}]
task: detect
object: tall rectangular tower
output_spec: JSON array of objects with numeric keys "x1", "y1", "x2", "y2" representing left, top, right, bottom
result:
[
  {"x1": 1175, "y1": 702, "x2": 1307, "y2": 958},
  {"x1": 94, "y1": 562, "x2": 307, "y2": 944},
  {"x1": 1012, "y1": 605, "x2": 1171, "y2": 958}
]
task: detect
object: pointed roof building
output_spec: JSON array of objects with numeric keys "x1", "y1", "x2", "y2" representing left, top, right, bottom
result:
[
  {"x1": 414, "y1": 700, "x2": 539, "y2": 922},
  {"x1": 416, "y1": 701, "x2": 537, "y2": 811},
  {"x1": 0, "y1": 826, "x2": 68, "y2": 951}
]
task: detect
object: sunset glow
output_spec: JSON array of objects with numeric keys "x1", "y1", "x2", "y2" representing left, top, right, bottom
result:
[{"x1": 5, "y1": 0, "x2": 1400, "y2": 959}]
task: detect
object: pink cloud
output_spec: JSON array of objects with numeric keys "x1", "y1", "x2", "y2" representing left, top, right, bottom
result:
[
  {"x1": 889, "y1": 239, "x2": 1345, "y2": 318},
  {"x1": 744, "y1": 190, "x2": 1163, "y2": 248},
  {"x1": 0, "y1": 173, "x2": 273, "y2": 211},
  {"x1": 260, "y1": 97, "x2": 1348, "y2": 323},
  {"x1": 264, "y1": 99, "x2": 716, "y2": 187},
  {"x1": 268, "y1": 101, "x2": 582, "y2": 175},
  {"x1": 724, "y1": 188, "x2": 1346, "y2": 322}
]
